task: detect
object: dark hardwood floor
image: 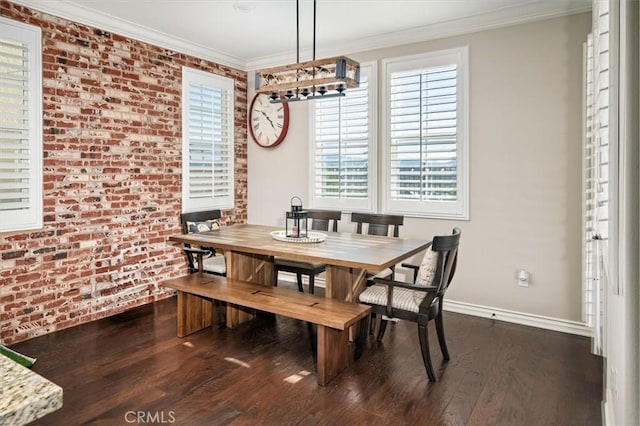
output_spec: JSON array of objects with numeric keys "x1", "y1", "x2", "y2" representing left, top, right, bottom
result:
[{"x1": 11, "y1": 296, "x2": 602, "y2": 426}]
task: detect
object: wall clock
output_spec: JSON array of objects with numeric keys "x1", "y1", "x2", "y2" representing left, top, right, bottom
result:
[{"x1": 249, "y1": 93, "x2": 289, "y2": 148}]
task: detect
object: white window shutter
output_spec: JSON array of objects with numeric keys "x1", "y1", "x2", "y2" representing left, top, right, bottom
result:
[
  {"x1": 388, "y1": 65, "x2": 458, "y2": 203},
  {"x1": 382, "y1": 47, "x2": 468, "y2": 219},
  {"x1": 181, "y1": 67, "x2": 234, "y2": 212},
  {"x1": 310, "y1": 64, "x2": 376, "y2": 211},
  {"x1": 0, "y1": 18, "x2": 42, "y2": 232},
  {"x1": 583, "y1": 0, "x2": 615, "y2": 357}
]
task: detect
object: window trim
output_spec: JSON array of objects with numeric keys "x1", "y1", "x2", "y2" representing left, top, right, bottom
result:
[
  {"x1": 0, "y1": 17, "x2": 43, "y2": 233},
  {"x1": 381, "y1": 46, "x2": 469, "y2": 220},
  {"x1": 181, "y1": 66, "x2": 235, "y2": 213},
  {"x1": 308, "y1": 61, "x2": 377, "y2": 212}
]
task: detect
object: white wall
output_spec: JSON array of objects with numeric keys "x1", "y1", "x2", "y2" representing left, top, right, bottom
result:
[
  {"x1": 248, "y1": 13, "x2": 592, "y2": 322},
  {"x1": 247, "y1": 100, "x2": 310, "y2": 228}
]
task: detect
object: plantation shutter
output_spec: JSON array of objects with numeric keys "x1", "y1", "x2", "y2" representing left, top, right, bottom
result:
[
  {"x1": 0, "y1": 19, "x2": 42, "y2": 232},
  {"x1": 582, "y1": 32, "x2": 603, "y2": 355},
  {"x1": 383, "y1": 48, "x2": 468, "y2": 219},
  {"x1": 310, "y1": 64, "x2": 375, "y2": 211},
  {"x1": 583, "y1": 0, "x2": 616, "y2": 356},
  {"x1": 389, "y1": 65, "x2": 457, "y2": 203},
  {"x1": 181, "y1": 67, "x2": 234, "y2": 212},
  {"x1": 0, "y1": 39, "x2": 30, "y2": 210}
]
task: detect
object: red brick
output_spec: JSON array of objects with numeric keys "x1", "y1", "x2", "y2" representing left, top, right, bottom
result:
[{"x1": 0, "y1": 0, "x2": 247, "y2": 345}]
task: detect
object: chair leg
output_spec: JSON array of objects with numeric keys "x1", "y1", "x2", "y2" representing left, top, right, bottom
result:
[
  {"x1": 418, "y1": 323, "x2": 436, "y2": 382},
  {"x1": 296, "y1": 273, "x2": 304, "y2": 292},
  {"x1": 274, "y1": 268, "x2": 279, "y2": 287},
  {"x1": 435, "y1": 311, "x2": 450, "y2": 360},
  {"x1": 376, "y1": 318, "x2": 388, "y2": 342},
  {"x1": 308, "y1": 275, "x2": 315, "y2": 294}
]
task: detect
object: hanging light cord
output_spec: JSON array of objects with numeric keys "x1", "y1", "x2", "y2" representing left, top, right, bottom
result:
[
  {"x1": 296, "y1": 0, "x2": 299, "y2": 64},
  {"x1": 296, "y1": 0, "x2": 317, "y2": 62},
  {"x1": 311, "y1": 0, "x2": 317, "y2": 88}
]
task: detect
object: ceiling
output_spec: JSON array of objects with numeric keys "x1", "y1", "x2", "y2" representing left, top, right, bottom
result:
[{"x1": 15, "y1": 0, "x2": 591, "y2": 70}]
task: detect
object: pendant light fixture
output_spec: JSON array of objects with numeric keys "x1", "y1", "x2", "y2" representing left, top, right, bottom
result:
[{"x1": 255, "y1": 0, "x2": 360, "y2": 103}]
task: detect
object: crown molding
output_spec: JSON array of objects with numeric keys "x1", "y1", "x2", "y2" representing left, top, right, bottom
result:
[
  {"x1": 10, "y1": 0, "x2": 246, "y2": 70},
  {"x1": 246, "y1": 1, "x2": 592, "y2": 70},
  {"x1": 10, "y1": 0, "x2": 590, "y2": 73}
]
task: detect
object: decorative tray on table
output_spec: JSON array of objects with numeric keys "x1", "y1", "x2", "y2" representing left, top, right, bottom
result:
[{"x1": 270, "y1": 230, "x2": 327, "y2": 244}]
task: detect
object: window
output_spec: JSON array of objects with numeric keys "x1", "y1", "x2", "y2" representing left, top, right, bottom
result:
[
  {"x1": 382, "y1": 47, "x2": 468, "y2": 219},
  {"x1": 181, "y1": 67, "x2": 234, "y2": 212},
  {"x1": 0, "y1": 17, "x2": 42, "y2": 233},
  {"x1": 309, "y1": 63, "x2": 376, "y2": 211}
]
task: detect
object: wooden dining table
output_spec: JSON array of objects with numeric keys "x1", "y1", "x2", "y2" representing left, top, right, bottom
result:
[{"x1": 168, "y1": 224, "x2": 431, "y2": 329}]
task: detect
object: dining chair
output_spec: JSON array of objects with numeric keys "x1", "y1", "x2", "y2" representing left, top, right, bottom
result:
[
  {"x1": 350, "y1": 212, "x2": 404, "y2": 281},
  {"x1": 358, "y1": 227, "x2": 461, "y2": 382},
  {"x1": 274, "y1": 209, "x2": 342, "y2": 294},
  {"x1": 180, "y1": 210, "x2": 226, "y2": 276}
]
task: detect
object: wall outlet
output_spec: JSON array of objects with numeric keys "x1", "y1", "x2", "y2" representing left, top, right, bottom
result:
[{"x1": 518, "y1": 269, "x2": 529, "y2": 287}]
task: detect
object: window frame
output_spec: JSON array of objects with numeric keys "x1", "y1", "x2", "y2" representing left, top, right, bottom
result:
[
  {"x1": 308, "y1": 62, "x2": 377, "y2": 212},
  {"x1": 381, "y1": 47, "x2": 469, "y2": 220},
  {"x1": 181, "y1": 66, "x2": 235, "y2": 213},
  {"x1": 0, "y1": 17, "x2": 43, "y2": 233}
]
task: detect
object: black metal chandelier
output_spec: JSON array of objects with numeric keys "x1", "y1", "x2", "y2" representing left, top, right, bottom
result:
[{"x1": 254, "y1": 0, "x2": 361, "y2": 103}]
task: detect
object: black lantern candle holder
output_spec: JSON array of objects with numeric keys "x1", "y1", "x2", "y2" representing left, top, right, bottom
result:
[{"x1": 286, "y1": 196, "x2": 308, "y2": 238}]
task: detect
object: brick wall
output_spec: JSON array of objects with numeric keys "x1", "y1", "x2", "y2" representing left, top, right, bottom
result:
[{"x1": 0, "y1": 1, "x2": 248, "y2": 344}]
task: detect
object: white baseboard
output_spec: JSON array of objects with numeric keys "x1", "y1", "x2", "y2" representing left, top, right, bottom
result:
[
  {"x1": 443, "y1": 299, "x2": 592, "y2": 337},
  {"x1": 603, "y1": 389, "x2": 615, "y2": 426},
  {"x1": 278, "y1": 273, "x2": 592, "y2": 337}
]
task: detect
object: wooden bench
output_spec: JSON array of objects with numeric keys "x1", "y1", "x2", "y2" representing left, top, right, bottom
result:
[{"x1": 161, "y1": 273, "x2": 371, "y2": 386}]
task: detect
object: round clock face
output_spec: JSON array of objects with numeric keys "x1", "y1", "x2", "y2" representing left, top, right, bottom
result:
[{"x1": 249, "y1": 93, "x2": 289, "y2": 148}]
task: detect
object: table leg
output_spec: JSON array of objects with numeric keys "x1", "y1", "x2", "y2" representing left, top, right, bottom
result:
[
  {"x1": 225, "y1": 251, "x2": 275, "y2": 328},
  {"x1": 325, "y1": 266, "x2": 368, "y2": 341},
  {"x1": 325, "y1": 265, "x2": 355, "y2": 301}
]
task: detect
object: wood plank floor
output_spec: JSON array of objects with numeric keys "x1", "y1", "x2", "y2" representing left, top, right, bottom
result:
[{"x1": 11, "y1": 296, "x2": 602, "y2": 425}]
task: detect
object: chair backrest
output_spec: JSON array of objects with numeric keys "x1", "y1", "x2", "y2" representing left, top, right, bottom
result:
[
  {"x1": 179, "y1": 210, "x2": 223, "y2": 273},
  {"x1": 307, "y1": 209, "x2": 342, "y2": 232},
  {"x1": 180, "y1": 210, "x2": 222, "y2": 233},
  {"x1": 351, "y1": 212, "x2": 404, "y2": 237},
  {"x1": 431, "y1": 227, "x2": 461, "y2": 297}
]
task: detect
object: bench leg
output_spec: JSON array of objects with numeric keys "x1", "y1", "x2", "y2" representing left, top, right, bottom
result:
[
  {"x1": 176, "y1": 291, "x2": 213, "y2": 337},
  {"x1": 316, "y1": 325, "x2": 349, "y2": 386}
]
